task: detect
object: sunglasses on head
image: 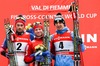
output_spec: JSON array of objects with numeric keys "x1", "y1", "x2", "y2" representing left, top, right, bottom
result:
[
  {"x1": 16, "y1": 16, "x2": 26, "y2": 21},
  {"x1": 33, "y1": 22, "x2": 42, "y2": 26}
]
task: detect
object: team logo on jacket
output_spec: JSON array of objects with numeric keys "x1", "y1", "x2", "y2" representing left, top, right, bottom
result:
[
  {"x1": 16, "y1": 37, "x2": 28, "y2": 41},
  {"x1": 54, "y1": 36, "x2": 70, "y2": 40}
]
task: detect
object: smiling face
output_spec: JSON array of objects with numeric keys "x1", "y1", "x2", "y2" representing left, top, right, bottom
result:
[{"x1": 34, "y1": 27, "x2": 43, "y2": 38}]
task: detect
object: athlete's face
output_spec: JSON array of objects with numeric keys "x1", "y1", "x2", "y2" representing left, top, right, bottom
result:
[
  {"x1": 15, "y1": 22, "x2": 24, "y2": 32},
  {"x1": 34, "y1": 28, "x2": 43, "y2": 37},
  {"x1": 55, "y1": 22, "x2": 64, "y2": 30}
]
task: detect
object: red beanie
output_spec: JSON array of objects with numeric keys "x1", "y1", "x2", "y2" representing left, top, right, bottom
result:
[
  {"x1": 15, "y1": 15, "x2": 26, "y2": 26},
  {"x1": 33, "y1": 25, "x2": 43, "y2": 30},
  {"x1": 15, "y1": 19, "x2": 25, "y2": 26}
]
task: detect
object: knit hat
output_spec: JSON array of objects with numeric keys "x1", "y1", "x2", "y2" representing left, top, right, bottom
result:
[
  {"x1": 54, "y1": 13, "x2": 66, "y2": 26},
  {"x1": 33, "y1": 22, "x2": 43, "y2": 30},
  {"x1": 15, "y1": 15, "x2": 26, "y2": 26}
]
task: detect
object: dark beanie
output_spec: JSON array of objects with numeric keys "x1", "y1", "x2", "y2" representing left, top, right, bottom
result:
[{"x1": 54, "y1": 13, "x2": 66, "y2": 26}]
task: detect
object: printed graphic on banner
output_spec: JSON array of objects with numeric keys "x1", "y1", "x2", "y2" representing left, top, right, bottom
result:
[{"x1": 0, "y1": 0, "x2": 100, "y2": 66}]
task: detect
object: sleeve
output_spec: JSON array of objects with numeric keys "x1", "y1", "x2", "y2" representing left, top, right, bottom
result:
[
  {"x1": 24, "y1": 42, "x2": 35, "y2": 64},
  {"x1": 30, "y1": 33, "x2": 34, "y2": 41},
  {"x1": 2, "y1": 38, "x2": 7, "y2": 50},
  {"x1": 80, "y1": 43, "x2": 85, "y2": 52},
  {"x1": 50, "y1": 35, "x2": 56, "y2": 55},
  {"x1": 0, "y1": 39, "x2": 7, "y2": 57},
  {"x1": 26, "y1": 28, "x2": 34, "y2": 35}
]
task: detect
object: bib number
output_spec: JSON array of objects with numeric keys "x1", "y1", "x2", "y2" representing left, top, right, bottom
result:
[
  {"x1": 14, "y1": 42, "x2": 28, "y2": 52},
  {"x1": 54, "y1": 41, "x2": 74, "y2": 51},
  {"x1": 59, "y1": 42, "x2": 64, "y2": 49},
  {"x1": 17, "y1": 43, "x2": 22, "y2": 50}
]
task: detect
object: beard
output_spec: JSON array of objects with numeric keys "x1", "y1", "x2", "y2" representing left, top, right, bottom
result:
[{"x1": 16, "y1": 30, "x2": 24, "y2": 35}]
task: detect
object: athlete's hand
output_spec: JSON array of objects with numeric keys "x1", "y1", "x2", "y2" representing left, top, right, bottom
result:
[
  {"x1": 30, "y1": 53, "x2": 45, "y2": 62},
  {"x1": 42, "y1": 50, "x2": 51, "y2": 58},
  {"x1": 6, "y1": 53, "x2": 14, "y2": 58},
  {"x1": 76, "y1": 37, "x2": 83, "y2": 45},
  {"x1": 35, "y1": 55, "x2": 45, "y2": 62},
  {"x1": 0, "y1": 47, "x2": 13, "y2": 58},
  {"x1": 0, "y1": 47, "x2": 6, "y2": 56},
  {"x1": 30, "y1": 50, "x2": 42, "y2": 57}
]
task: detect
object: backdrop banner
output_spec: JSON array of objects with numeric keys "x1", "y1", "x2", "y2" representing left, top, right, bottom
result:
[{"x1": 0, "y1": 0, "x2": 100, "y2": 66}]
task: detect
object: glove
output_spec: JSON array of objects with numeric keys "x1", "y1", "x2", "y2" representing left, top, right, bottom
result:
[
  {"x1": 0, "y1": 48, "x2": 14, "y2": 58},
  {"x1": 6, "y1": 53, "x2": 14, "y2": 59},
  {"x1": 35, "y1": 55, "x2": 45, "y2": 62},
  {"x1": 42, "y1": 50, "x2": 51, "y2": 58},
  {"x1": 42, "y1": 51, "x2": 55, "y2": 64},
  {"x1": 76, "y1": 37, "x2": 83, "y2": 45},
  {"x1": 30, "y1": 53, "x2": 35, "y2": 57},
  {"x1": 0, "y1": 47, "x2": 6, "y2": 56},
  {"x1": 30, "y1": 50, "x2": 42, "y2": 57},
  {"x1": 30, "y1": 51, "x2": 44, "y2": 62},
  {"x1": 42, "y1": 50, "x2": 55, "y2": 59}
]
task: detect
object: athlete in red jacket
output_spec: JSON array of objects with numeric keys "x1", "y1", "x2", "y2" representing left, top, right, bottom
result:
[
  {"x1": 24, "y1": 22, "x2": 45, "y2": 66},
  {"x1": 0, "y1": 15, "x2": 34, "y2": 66},
  {"x1": 50, "y1": 13, "x2": 85, "y2": 66}
]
